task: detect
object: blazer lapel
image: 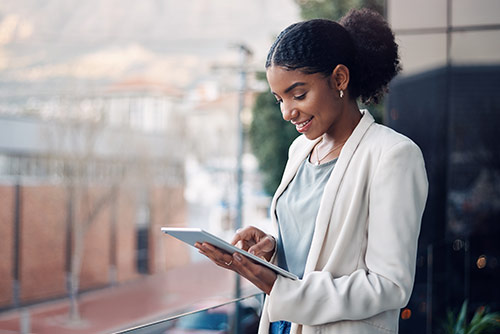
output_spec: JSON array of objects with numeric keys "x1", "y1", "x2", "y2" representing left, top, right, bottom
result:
[{"x1": 303, "y1": 110, "x2": 375, "y2": 274}]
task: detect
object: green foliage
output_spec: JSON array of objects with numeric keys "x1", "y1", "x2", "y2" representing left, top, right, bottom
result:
[
  {"x1": 359, "y1": 99, "x2": 385, "y2": 124},
  {"x1": 249, "y1": 83, "x2": 298, "y2": 195},
  {"x1": 442, "y1": 300, "x2": 500, "y2": 334},
  {"x1": 295, "y1": 0, "x2": 385, "y2": 21}
]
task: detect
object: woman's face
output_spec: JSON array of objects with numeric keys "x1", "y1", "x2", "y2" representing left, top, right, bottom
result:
[{"x1": 266, "y1": 66, "x2": 341, "y2": 140}]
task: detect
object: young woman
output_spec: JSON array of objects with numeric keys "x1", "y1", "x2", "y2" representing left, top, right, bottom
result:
[{"x1": 196, "y1": 8, "x2": 428, "y2": 334}]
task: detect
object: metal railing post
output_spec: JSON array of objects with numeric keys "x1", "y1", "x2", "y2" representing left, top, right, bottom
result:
[{"x1": 234, "y1": 43, "x2": 252, "y2": 334}]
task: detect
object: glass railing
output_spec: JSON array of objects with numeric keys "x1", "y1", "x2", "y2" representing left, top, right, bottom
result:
[{"x1": 112, "y1": 292, "x2": 264, "y2": 334}]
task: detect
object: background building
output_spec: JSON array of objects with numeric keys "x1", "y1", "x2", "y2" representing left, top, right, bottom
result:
[{"x1": 0, "y1": 81, "x2": 189, "y2": 309}]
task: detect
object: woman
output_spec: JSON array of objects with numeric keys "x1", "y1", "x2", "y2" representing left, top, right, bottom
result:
[{"x1": 196, "y1": 8, "x2": 428, "y2": 334}]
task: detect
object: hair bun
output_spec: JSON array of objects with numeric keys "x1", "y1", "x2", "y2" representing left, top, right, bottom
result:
[{"x1": 340, "y1": 8, "x2": 401, "y2": 104}]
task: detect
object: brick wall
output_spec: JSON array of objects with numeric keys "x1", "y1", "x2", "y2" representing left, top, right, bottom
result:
[
  {"x1": 115, "y1": 191, "x2": 138, "y2": 283},
  {"x1": 20, "y1": 185, "x2": 66, "y2": 303},
  {"x1": 78, "y1": 187, "x2": 112, "y2": 290},
  {"x1": 151, "y1": 186, "x2": 190, "y2": 272},
  {"x1": 150, "y1": 186, "x2": 165, "y2": 274},
  {"x1": 0, "y1": 182, "x2": 187, "y2": 308},
  {"x1": 0, "y1": 185, "x2": 14, "y2": 308}
]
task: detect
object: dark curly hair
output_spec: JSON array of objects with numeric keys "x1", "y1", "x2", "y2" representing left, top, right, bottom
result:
[{"x1": 266, "y1": 8, "x2": 401, "y2": 104}]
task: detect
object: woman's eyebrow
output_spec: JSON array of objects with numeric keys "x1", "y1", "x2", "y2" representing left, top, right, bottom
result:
[{"x1": 284, "y1": 82, "x2": 306, "y2": 93}]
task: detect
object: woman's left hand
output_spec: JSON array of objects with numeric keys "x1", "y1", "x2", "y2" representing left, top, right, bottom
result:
[{"x1": 195, "y1": 242, "x2": 277, "y2": 295}]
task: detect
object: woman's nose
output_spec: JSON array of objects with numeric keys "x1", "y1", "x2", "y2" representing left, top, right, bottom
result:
[{"x1": 281, "y1": 104, "x2": 298, "y2": 121}]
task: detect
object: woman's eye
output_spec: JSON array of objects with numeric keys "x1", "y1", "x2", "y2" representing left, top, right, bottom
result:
[
  {"x1": 293, "y1": 93, "x2": 306, "y2": 100},
  {"x1": 275, "y1": 99, "x2": 283, "y2": 105}
]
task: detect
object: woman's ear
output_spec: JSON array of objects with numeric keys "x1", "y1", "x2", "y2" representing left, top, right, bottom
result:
[{"x1": 331, "y1": 64, "x2": 350, "y2": 91}]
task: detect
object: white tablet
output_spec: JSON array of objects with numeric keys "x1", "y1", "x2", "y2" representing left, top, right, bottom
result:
[{"x1": 161, "y1": 227, "x2": 298, "y2": 280}]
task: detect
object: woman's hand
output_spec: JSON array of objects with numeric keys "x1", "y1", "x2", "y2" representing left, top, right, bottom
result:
[
  {"x1": 231, "y1": 226, "x2": 276, "y2": 262},
  {"x1": 194, "y1": 226, "x2": 278, "y2": 294},
  {"x1": 195, "y1": 242, "x2": 277, "y2": 294}
]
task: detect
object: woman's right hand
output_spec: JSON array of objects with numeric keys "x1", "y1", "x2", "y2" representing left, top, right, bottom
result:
[{"x1": 231, "y1": 226, "x2": 276, "y2": 262}]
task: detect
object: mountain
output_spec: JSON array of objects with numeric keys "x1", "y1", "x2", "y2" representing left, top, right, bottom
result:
[{"x1": 0, "y1": 0, "x2": 299, "y2": 97}]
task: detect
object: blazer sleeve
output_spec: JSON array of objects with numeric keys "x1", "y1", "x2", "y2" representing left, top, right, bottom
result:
[{"x1": 266, "y1": 140, "x2": 428, "y2": 325}]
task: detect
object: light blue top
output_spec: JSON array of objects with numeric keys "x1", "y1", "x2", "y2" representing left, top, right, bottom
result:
[{"x1": 275, "y1": 155, "x2": 337, "y2": 279}]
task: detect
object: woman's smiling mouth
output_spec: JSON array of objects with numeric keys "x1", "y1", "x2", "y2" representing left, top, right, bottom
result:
[{"x1": 294, "y1": 116, "x2": 314, "y2": 132}]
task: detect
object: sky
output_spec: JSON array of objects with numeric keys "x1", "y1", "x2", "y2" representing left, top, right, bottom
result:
[{"x1": 0, "y1": 0, "x2": 300, "y2": 95}]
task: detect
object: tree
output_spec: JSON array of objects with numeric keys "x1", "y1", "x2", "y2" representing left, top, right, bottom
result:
[
  {"x1": 295, "y1": 0, "x2": 384, "y2": 21},
  {"x1": 44, "y1": 98, "x2": 125, "y2": 324}
]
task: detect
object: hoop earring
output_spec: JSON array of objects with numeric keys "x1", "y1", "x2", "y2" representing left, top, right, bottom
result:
[{"x1": 339, "y1": 90, "x2": 344, "y2": 98}]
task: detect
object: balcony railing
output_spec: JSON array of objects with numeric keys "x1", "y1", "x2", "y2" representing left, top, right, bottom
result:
[{"x1": 113, "y1": 292, "x2": 264, "y2": 334}]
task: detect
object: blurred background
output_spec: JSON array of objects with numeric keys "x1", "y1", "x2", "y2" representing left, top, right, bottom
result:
[{"x1": 0, "y1": 1, "x2": 499, "y2": 334}]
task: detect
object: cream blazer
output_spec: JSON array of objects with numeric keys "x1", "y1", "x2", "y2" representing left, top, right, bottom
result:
[{"x1": 258, "y1": 110, "x2": 428, "y2": 334}]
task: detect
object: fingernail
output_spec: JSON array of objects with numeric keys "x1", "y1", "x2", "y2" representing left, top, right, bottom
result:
[{"x1": 234, "y1": 253, "x2": 242, "y2": 261}]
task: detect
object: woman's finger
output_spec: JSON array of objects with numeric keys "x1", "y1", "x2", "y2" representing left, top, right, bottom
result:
[
  {"x1": 248, "y1": 235, "x2": 275, "y2": 257},
  {"x1": 197, "y1": 242, "x2": 277, "y2": 294},
  {"x1": 196, "y1": 242, "x2": 235, "y2": 268},
  {"x1": 231, "y1": 226, "x2": 264, "y2": 245}
]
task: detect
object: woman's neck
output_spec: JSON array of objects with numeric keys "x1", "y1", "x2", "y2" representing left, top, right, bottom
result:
[{"x1": 322, "y1": 101, "x2": 362, "y2": 144}]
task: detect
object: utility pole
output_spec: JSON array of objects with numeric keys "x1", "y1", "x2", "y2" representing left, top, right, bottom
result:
[{"x1": 234, "y1": 43, "x2": 252, "y2": 334}]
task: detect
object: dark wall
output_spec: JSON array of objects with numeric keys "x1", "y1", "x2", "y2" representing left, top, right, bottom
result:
[{"x1": 386, "y1": 65, "x2": 500, "y2": 333}]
